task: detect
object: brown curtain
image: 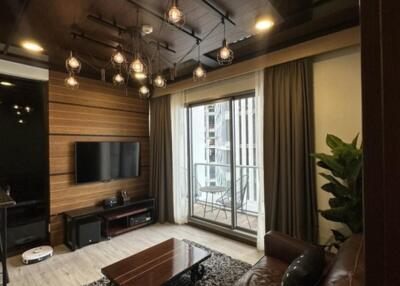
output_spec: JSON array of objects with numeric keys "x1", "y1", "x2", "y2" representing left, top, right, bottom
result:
[
  {"x1": 150, "y1": 95, "x2": 174, "y2": 223},
  {"x1": 264, "y1": 59, "x2": 318, "y2": 242}
]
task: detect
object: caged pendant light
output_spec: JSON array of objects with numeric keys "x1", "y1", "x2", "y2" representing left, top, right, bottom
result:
[
  {"x1": 193, "y1": 42, "x2": 206, "y2": 81},
  {"x1": 217, "y1": 19, "x2": 234, "y2": 65},
  {"x1": 166, "y1": 0, "x2": 185, "y2": 26}
]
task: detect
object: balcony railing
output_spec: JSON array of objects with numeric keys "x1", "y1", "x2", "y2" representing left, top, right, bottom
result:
[{"x1": 191, "y1": 162, "x2": 259, "y2": 231}]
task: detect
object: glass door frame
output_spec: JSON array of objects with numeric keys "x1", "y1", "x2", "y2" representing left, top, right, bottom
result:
[{"x1": 186, "y1": 91, "x2": 256, "y2": 235}]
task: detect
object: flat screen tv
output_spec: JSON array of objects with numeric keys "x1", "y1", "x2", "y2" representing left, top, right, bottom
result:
[{"x1": 75, "y1": 142, "x2": 140, "y2": 184}]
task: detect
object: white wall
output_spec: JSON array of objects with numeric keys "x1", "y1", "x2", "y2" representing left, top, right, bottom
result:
[
  {"x1": 313, "y1": 46, "x2": 362, "y2": 243},
  {"x1": 0, "y1": 59, "x2": 48, "y2": 81}
]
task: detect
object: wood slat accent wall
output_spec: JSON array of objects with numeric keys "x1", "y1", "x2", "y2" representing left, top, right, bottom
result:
[{"x1": 48, "y1": 71, "x2": 150, "y2": 246}]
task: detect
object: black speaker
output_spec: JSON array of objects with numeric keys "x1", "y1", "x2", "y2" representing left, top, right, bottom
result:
[
  {"x1": 7, "y1": 219, "x2": 47, "y2": 250},
  {"x1": 77, "y1": 216, "x2": 101, "y2": 248}
]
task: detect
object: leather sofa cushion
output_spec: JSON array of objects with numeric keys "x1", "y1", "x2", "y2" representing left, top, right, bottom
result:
[
  {"x1": 320, "y1": 234, "x2": 364, "y2": 286},
  {"x1": 282, "y1": 247, "x2": 325, "y2": 286},
  {"x1": 235, "y1": 256, "x2": 288, "y2": 286}
]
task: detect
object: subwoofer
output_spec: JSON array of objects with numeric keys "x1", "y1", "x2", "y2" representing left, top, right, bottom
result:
[{"x1": 77, "y1": 216, "x2": 101, "y2": 248}]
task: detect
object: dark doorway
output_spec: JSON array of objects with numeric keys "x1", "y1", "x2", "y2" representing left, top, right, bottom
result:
[{"x1": 0, "y1": 74, "x2": 49, "y2": 254}]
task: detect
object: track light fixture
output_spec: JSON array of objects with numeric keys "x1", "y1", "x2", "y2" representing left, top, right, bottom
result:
[
  {"x1": 193, "y1": 63, "x2": 206, "y2": 81},
  {"x1": 65, "y1": 51, "x2": 81, "y2": 89},
  {"x1": 65, "y1": 73, "x2": 79, "y2": 89},
  {"x1": 112, "y1": 73, "x2": 125, "y2": 85},
  {"x1": 217, "y1": 19, "x2": 234, "y2": 65},
  {"x1": 130, "y1": 56, "x2": 146, "y2": 74},
  {"x1": 153, "y1": 45, "x2": 166, "y2": 88},
  {"x1": 167, "y1": 0, "x2": 184, "y2": 26},
  {"x1": 139, "y1": 85, "x2": 150, "y2": 98},
  {"x1": 153, "y1": 74, "x2": 166, "y2": 88},
  {"x1": 66, "y1": 51, "x2": 81, "y2": 73},
  {"x1": 193, "y1": 42, "x2": 206, "y2": 81},
  {"x1": 111, "y1": 46, "x2": 126, "y2": 65}
]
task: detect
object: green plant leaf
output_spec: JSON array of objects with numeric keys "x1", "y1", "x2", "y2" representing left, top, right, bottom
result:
[
  {"x1": 316, "y1": 160, "x2": 330, "y2": 170},
  {"x1": 352, "y1": 134, "x2": 359, "y2": 147},
  {"x1": 322, "y1": 183, "x2": 350, "y2": 199},
  {"x1": 313, "y1": 133, "x2": 363, "y2": 236},
  {"x1": 314, "y1": 154, "x2": 345, "y2": 178},
  {"x1": 331, "y1": 229, "x2": 347, "y2": 242},
  {"x1": 326, "y1": 134, "x2": 345, "y2": 149},
  {"x1": 319, "y1": 173, "x2": 348, "y2": 191},
  {"x1": 320, "y1": 207, "x2": 348, "y2": 223},
  {"x1": 329, "y1": 197, "x2": 348, "y2": 208}
]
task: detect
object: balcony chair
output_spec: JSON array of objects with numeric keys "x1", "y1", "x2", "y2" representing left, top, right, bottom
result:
[{"x1": 214, "y1": 175, "x2": 252, "y2": 229}]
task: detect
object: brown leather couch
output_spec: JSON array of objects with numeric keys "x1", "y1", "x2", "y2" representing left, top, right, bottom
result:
[{"x1": 236, "y1": 231, "x2": 364, "y2": 286}]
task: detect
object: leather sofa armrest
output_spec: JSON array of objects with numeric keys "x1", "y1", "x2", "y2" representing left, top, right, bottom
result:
[{"x1": 264, "y1": 231, "x2": 313, "y2": 264}]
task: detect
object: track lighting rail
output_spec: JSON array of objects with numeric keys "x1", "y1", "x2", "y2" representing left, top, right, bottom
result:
[
  {"x1": 70, "y1": 31, "x2": 134, "y2": 55},
  {"x1": 125, "y1": 0, "x2": 202, "y2": 42},
  {"x1": 201, "y1": 0, "x2": 236, "y2": 26},
  {"x1": 86, "y1": 14, "x2": 176, "y2": 54}
]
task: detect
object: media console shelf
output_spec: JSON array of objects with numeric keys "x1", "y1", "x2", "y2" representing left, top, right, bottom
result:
[{"x1": 63, "y1": 197, "x2": 155, "y2": 250}]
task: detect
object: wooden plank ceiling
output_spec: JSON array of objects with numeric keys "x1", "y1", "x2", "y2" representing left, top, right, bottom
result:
[{"x1": 0, "y1": 0, "x2": 359, "y2": 82}]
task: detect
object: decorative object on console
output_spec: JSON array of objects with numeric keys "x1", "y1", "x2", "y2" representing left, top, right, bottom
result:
[
  {"x1": 103, "y1": 197, "x2": 118, "y2": 209},
  {"x1": 118, "y1": 190, "x2": 129, "y2": 204},
  {"x1": 312, "y1": 134, "x2": 363, "y2": 249}
]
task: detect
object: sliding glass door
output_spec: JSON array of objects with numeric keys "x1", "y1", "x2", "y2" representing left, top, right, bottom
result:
[
  {"x1": 188, "y1": 93, "x2": 258, "y2": 234},
  {"x1": 189, "y1": 100, "x2": 232, "y2": 227}
]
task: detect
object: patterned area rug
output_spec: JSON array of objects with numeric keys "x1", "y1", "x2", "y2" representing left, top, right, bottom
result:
[{"x1": 85, "y1": 239, "x2": 251, "y2": 286}]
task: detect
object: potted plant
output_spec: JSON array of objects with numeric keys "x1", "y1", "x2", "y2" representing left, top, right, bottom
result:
[{"x1": 313, "y1": 134, "x2": 363, "y2": 248}]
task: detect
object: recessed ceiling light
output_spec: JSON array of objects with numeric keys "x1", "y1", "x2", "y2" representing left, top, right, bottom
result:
[
  {"x1": 0, "y1": 81, "x2": 14, "y2": 87},
  {"x1": 255, "y1": 18, "x2": 274, "y2": 31},
  {"x1": 21, "y1": 40, "x2": 44, "y2": 52},
  {"x1": 142, "y1": 24, "x2": 154, "y2": 35}
]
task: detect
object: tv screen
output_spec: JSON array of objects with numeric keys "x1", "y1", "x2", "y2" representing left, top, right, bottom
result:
[{"x1": 75, "y1": 142, "x2": 140, "y2": 184}]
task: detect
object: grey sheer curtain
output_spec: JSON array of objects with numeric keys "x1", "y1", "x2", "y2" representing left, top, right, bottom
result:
[
  {"x1": 150, "y1": 95, "x2": 174, "y2": 223},
  {"x1": 264, "y1": 59, "x2": 318, "y2": 242}
]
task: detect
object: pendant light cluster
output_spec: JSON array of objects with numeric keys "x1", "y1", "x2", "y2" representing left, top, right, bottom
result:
[
  {"x1": 65, "y1": 51, "x2": 81, "y2": 89},
  {"x1": 111, "y1": 45, "x2": 126, "y2": 86},
  {"x1": 107, "y1": 31, "x2": 154, "y2": 99},
  {"x1": 63, "y1": 2, "x2": 248, "y2": 95}
]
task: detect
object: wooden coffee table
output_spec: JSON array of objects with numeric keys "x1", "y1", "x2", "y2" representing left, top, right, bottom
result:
[{"x1": 101, "y1": 238, "x2": 211, "y2": 285}]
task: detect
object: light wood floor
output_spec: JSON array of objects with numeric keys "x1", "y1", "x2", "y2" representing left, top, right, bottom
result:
[{"x1": 7, "y1": 223, "x2": 263, "y2": 286}]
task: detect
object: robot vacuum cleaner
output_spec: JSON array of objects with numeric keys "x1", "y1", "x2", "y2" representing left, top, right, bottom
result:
[{"x1": 22, "y1": 246, "x2": 53, "y2": 265}]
